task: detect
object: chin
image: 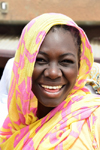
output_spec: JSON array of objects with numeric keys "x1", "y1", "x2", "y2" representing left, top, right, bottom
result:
[{"x1": 42, "y1": 99, "x2": 64, "y2": 108}]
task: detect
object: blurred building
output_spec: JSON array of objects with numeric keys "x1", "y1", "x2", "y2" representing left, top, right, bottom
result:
[{"x1": 0, "y1": 0, "x2": 100, "y2": 77}]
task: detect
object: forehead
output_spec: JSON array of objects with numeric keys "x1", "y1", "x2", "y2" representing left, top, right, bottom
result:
[{"x1": 39, "y1": 27, "x2": 78, "y2": 56}]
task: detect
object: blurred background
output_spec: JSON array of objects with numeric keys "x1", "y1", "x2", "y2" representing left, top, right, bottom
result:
[{"x1": 0, "y1": 0, "x2": 100, "y2": 78}]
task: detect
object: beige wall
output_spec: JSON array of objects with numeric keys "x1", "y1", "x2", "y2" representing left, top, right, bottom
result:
[{"x1": 0, "y1": 0, "x2": 100, "y2": 24}]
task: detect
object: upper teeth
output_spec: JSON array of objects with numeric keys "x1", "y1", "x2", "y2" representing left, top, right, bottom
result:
[{"x1": 41, "y1": 85, "x2": 62, "y2": 89}]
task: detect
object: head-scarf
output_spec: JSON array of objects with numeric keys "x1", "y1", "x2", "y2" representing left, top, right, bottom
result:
[
  {"x1": 0, "y1": 13, "x2": 100, "y2": 150},
  {"x1": 86, "y1": 62, "x2": 100, "y2": 94}
]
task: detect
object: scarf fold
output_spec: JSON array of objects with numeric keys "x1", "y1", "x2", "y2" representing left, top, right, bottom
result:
[{"x1": 0, "y1": 13, "x2": 100, "y2": 150}]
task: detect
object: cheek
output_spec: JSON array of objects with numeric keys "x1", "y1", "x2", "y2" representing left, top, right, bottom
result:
[
  {"x1": 32, "y1": 66, "x2": 42, "y2": 94},
  {"x1": 32, "y1": 66, "x2": 43, "y2": 80},
  {"x1": 66, "y1": 68, "x2": 78, "y2": 87},
  {"x1": 64, "y1": 67, "x2": 78, "y2": 82}
]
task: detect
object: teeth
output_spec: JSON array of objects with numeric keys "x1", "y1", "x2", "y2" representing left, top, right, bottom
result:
[{"x1": 41, "y1": 85, "x2": 62, "y2": 90}]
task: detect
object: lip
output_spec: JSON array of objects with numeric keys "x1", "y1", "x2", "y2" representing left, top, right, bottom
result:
[{"x1": 38, "y1": 84, "x2": 65, "y2": 98}]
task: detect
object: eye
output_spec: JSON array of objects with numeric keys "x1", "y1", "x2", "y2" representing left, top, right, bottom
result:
[
  {"x1": 60, "y1": 59, "x2": 74, "y2": 66},
  {"x1": 36, "y1": 57, "x2": 47, "y2": 64},
  {"x1": 62, "y1": 59, "x2": 74, "y2": 63}
]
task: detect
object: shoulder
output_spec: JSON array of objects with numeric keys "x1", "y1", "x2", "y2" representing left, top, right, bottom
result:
[{"x1": 5, "y1": 57, "x2": 14, "y2": 70}]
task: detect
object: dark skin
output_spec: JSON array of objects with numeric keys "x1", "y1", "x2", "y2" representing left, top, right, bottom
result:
[{"x1": 32, "y1": 27, "x2": 79, "y2": 119}]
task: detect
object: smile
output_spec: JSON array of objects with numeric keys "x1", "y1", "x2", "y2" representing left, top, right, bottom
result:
[
  {"x1": 41, "y1": 85, "x2": 63, "y2": 93},
  {"x1": 41, "y1": 85, "x2": 62, "y2": 89}
]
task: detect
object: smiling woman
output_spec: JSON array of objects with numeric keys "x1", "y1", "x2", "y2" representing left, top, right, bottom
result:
[
  {"x1": 32, "y1": 25, "x2": 80, "y2": 118},
  {"x1": 0, "y1": 13, "x2": 100, "y2": 150}
]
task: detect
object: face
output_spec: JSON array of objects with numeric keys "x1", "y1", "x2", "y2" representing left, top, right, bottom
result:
[{"x1": 32, "y1": 27, "x2": 79, "y2": 107}]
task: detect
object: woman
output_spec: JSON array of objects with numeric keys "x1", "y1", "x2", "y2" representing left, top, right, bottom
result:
[{"x1": 0, "y1": 13, "x2": 100, "y2": 150}]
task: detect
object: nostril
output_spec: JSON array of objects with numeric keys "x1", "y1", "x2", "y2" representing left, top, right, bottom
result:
[
  {"x1": 44, "y1": 67, "x2": 62, "y2": 79},
  {"x1": 44, "y1": 68, "x2": 49, "y2": 77},
  {"x1": 58, "y1": 69, "x2": 62, "y2": 77}
]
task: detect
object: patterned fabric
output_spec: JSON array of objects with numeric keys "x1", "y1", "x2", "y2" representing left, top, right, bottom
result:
[
  {"x1": 0, "y1": 13, "x2": 100, "y2": 150},
  {"x1": 86, "y1": 62, "x2": 100, "y2": 94}
]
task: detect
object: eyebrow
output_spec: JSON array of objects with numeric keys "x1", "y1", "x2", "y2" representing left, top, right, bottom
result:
[
  {"x1": 60, "y1": 53, "x2": 75, "y2": 58},
  {"x1": 38, "y1": 51, "x2": 48, "y2": 56},
  {"x1": 38, "y1": 51, "x2": 75, "y2": 57}
]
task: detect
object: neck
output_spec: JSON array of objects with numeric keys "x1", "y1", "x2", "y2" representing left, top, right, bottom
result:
[{"x1": 37, "y1": 102, "x2": 54, "y2": 119}]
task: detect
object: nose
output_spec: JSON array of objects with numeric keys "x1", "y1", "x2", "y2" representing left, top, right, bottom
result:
[{"x1": 44, "y1": 63, "x2": 62, "y2": 79}]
